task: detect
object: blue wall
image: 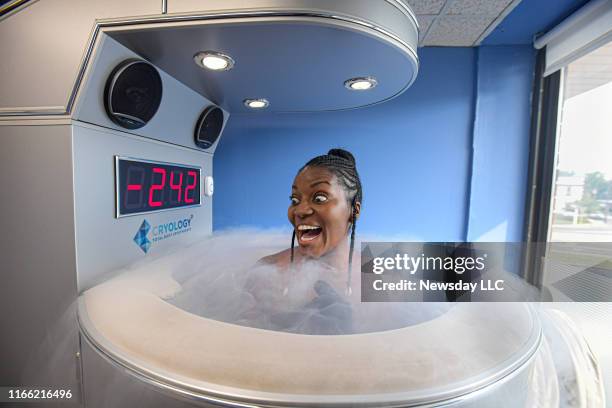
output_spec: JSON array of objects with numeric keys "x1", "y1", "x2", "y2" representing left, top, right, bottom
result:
[
  {"x1": 213, "y1": 46, "x2": 535, "y2": 242},
  {"x1": 467, "y1": 46, "x2": 535, "y2": 242}
]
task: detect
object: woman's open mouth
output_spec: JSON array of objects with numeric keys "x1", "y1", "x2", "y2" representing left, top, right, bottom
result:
[{"x1": 297, "y1": 224, "x2": 323, "y2": 244}]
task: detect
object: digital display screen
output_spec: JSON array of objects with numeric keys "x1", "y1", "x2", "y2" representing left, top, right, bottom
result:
[{"x1": 116, "y1": 157, "x2": 201, "y2": 217}]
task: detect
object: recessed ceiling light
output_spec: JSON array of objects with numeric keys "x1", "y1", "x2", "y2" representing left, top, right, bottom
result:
[
  {"x1": 344, "y1": 77, "x2": 378, "y2": 91},
  {"x1": 244, "y1": 99, "x2": 269, "y2": 109},
  {"x1": 194, "y1": 51, "x2": 235, "y2": 71}
]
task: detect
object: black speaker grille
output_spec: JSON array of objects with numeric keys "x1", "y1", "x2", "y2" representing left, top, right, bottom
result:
[
  {"x1": 195, "y1": 106, "x2": 224, "y2": 149},
  {"x1": 105, "y1": 60, "x2": 162, "y2": 130}
]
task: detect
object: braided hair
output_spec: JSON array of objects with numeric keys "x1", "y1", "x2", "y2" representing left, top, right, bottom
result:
[{"x1": 290, "y1": 148, "x2": 363, "y2": 294}]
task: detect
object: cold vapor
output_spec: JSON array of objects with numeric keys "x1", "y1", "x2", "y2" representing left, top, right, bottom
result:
[{"x1": 163, "y1": 229, "x2": 452, "y2": 334}]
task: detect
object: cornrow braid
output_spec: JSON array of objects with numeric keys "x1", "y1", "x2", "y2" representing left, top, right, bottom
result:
[
  {"x1": 290, "y1": 229, "x2": 296, "y2": 263},
  {"x1": 346, "y1": 196, "x2": 357, "y2": 296},
  {"x1": 290, "y1": 148, "x2": 363, "y2": 295}
]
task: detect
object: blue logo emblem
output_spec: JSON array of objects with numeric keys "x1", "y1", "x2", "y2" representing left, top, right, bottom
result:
[{"x1": 133, "y1": 220, "x2": 151, "y2": 253}]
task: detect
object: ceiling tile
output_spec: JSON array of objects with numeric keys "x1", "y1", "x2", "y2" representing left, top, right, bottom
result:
[
  {"x1": 423, "y1": 15, "x2": 491, "y2": 46},
  {"x1": 445, "y1": 0, "x2": 516, "y2": 16},
  {"x1": 405, "y1": 0, "x2": 447, "y2": 15},
  {"x1": 416, "y1": 15, "x2": 435, "y2": 41}
]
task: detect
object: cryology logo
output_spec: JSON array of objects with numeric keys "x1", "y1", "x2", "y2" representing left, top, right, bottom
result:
[
  {"x1": 133, "y1": 215, "x2": 194, "y2": 254},
  {"x1": 133, "y1": 219, "x2": 152, "y2": 253}
]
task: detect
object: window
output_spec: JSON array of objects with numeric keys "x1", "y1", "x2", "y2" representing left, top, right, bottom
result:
[{"x1": 549, "y1": 41, "x2": 612, "y2": 242}]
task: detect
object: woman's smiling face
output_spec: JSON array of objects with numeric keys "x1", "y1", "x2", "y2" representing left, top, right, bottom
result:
[{"x1": 288, "y1": 166, "x2": 356, "y2": 258}]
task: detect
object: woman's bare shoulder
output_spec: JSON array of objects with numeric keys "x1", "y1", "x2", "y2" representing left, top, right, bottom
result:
[{"x1": 256, "y1": 248, "x2": 292, "y2": 267}]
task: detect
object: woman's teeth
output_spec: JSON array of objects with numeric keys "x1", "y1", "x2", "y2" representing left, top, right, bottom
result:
[
  {"x1": 297, "y1": 225, "x2": 322, "y2": 242},
  {"x1": 298, "y1": 225, "x2": 320, "y2": 231}
]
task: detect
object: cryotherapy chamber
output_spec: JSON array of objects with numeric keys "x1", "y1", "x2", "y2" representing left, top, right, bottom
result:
[{"x1": 0, "y1": 1, "x2": 604, "y2": 407}]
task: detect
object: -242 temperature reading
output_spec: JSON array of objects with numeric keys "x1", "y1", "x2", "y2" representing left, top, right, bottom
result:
[{"x1": 116, "y1": 157, "x2": 201, "y2": 217}]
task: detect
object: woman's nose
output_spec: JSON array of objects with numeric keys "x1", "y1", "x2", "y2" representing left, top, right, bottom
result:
[{"x1": 294, "y1": 202, "x2": 314, "y2": 218}]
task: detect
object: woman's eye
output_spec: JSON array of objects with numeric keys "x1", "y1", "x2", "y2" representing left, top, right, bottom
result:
[
  {"x1": 313, "y1": 194, "x2": 328, "y2": 203},
  {"x1": 290, "y1": 196, "x2": 299, "y2": 205}
]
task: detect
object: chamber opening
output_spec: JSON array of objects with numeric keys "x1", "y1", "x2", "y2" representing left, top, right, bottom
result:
[{"x1": 167, "y1": 231, "x2": 453, "y2": 335}]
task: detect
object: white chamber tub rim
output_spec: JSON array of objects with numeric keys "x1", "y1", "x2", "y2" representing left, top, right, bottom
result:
[{"x1": 77, "y1": 267, "x2": 542, "y2": 407}]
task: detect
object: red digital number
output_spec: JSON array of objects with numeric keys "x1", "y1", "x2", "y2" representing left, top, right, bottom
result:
[
  {"x1": 125, "y1": 165, "x2": 145, "y2": 210},
  {"x1": 185, "y1": 170, "x2": 198, "y2": 204},
  {"x1": 169, "y1": 171, "x2": 183, "y2": 204},
  {"x1": 149, "y1": 167, "x2": 166, "y2": 207}
]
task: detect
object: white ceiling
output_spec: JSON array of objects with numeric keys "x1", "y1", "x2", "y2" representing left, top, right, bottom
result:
[{"x1": 406, "y1": 0, "x2": 522, "y2": 46}]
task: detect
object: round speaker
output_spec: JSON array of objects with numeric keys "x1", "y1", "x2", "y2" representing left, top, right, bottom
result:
[
  {"x1": 194, "y1": 106, "x2": 224, "y2": 149},
  {"x1": 104, "y1": 59, "x2": 162, "y2": 130}
]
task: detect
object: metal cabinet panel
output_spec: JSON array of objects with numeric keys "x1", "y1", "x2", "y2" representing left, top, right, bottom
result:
[
  {"x1": 0, "y1": 124, "x2": 80, "y2": 400},
  {"x1": 167, "y1": 0, "x2": 418, "y2": 44},
  {"x1": 72, "y1": 35, "x2": 226, "y2": 152},
  {"x1": 0, "y1": 0, "x2": 161, "y2": 116}
]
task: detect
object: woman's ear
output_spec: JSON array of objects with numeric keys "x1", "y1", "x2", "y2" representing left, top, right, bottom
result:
[{"x1": 353, "y1": 201, "x2": 361, "y2": 221}]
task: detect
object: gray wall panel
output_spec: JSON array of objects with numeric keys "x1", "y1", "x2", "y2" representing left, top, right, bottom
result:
[
  {"x1": 0, "y1": 125, "x2": 80, "y2": 399},
  {"x1": 0, "y1": 0, "x2": 160, "y2": 115}
]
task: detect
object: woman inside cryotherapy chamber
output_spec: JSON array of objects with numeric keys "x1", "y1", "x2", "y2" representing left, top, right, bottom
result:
[
  {"x1": 259, "y1": 149, "x2": 362, "y2": 293},
  {"x1": 170, "y1": 148, "x2": 451, "y2": 334},
  {"x1": 251, "y1": 148, "x2": 363, "y2": 333}
]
